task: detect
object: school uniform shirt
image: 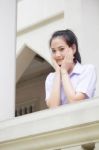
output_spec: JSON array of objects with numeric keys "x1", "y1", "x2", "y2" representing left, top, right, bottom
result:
[{"x1": 45, "y1": 62, "x2": 97, "y2": 105}]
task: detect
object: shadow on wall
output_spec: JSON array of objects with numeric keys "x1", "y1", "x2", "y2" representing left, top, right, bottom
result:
[{"x1": 16, "y1": 45, "x2": 54, "y2": 117}]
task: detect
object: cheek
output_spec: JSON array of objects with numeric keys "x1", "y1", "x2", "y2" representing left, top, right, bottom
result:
[
  {"x1": 51, "y1": 53, "x2": 56, "y2": 59},
  {"x1": 62, "y1": 49, "x2": 67, "y2": 56}
]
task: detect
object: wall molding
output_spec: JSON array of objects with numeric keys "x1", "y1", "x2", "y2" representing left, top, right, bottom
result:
[{"x1": 17, "y1": 12, "x2": 64, "y2": 36}]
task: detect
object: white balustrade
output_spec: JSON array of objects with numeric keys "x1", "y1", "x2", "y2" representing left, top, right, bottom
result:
[{"x1": 0, "y1": 98, "x2": 99, "y2": 150}]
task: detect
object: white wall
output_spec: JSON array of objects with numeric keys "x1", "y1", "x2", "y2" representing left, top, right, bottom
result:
[
  {"x1": 17, "y1": 18, "x2": 65, "y2": 65},
  {"x1": 0, "y1": 0, "x2": 16, "y2": 121},
  {"x1": 17, "y1": 0, "x2": 64, "y2": 31},
  {"x1": 64, "y1": 0, "x2": 99, "y2": 97},
  {"x1": 17, "y1": 0, "x2": 65, "y2": 65}
]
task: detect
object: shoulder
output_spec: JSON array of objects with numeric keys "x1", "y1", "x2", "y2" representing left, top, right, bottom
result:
[
  {"x1": 72, "y1": 62, "x2": 96, "y2": 75},
  {"x1": 79, "y1": 63, "x2": 97, "y2": 80},
  {"x1": 81, "y1": 64, "x2": 96, "y2": 73}
]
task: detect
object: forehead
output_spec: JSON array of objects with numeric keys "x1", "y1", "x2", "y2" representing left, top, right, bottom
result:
[{"x1": 51, "y1": 37, "x2": 67, "y2": 48}]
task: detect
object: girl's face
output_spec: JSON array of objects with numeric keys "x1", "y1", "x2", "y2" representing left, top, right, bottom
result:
[{"x1": 51, "y1": 37, "x2": 73, "y2": 66}]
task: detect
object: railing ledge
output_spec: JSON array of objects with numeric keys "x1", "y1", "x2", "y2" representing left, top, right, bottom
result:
[{"x1": 0, "y1": 97, "x2": 99, "y2": 150}]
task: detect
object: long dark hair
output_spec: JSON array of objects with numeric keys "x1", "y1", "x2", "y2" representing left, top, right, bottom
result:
[{"x1": 49, "y1": 29, "x2": 81, "y2": 63}]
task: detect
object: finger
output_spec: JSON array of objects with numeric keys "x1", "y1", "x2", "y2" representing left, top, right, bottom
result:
[{"x1": 65, "y1": 50, "x2": 74, "y2": 63}]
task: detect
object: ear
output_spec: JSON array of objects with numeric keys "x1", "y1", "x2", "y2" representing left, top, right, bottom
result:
[{"x1": 72, "y1": 44, "x2": 76, "y2": 54}]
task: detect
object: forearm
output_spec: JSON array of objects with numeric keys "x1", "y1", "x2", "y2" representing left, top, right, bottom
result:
[
  {"x1": 61, "y1": 69, "x2": 76, "y2": 103},
  {"x1": 47, "y1": 72, "x2": 61, "y2": 108}
]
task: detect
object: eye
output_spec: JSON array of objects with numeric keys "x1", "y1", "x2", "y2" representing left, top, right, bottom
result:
[
  {"x1": 52, "y1": 49, "x2": 56, "y2": 53},
  {"x1": 60, "y1": 47, "x2": 64, "y2": 51}
]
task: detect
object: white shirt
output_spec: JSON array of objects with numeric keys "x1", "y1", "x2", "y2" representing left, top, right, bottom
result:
[{"x1": 45, "y1": 62, "x2": 97, "y2": 105}]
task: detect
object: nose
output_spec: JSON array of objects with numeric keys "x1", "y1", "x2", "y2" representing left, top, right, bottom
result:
[{"x1": 55, "y1": 51, "x2": 61, "y2": 57}]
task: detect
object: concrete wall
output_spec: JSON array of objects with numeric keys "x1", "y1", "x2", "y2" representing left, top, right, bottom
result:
[
  {"x1": 17, "y1": 0, "x2": 64, "y2": 31},
  {"x1": 0, "y1": 0, "x2": 16, "y2": 121},
  {"x1": 17, "y1": 0, "x2": 65, "y2": 65}
]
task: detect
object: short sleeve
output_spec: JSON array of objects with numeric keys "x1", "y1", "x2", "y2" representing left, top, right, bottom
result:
[
  {"x1": 45, "y1": 73, "x2": 55, "y2": 101},
  {"x1": 76, "y1": 65, "x2": 97, "y2": 98}
]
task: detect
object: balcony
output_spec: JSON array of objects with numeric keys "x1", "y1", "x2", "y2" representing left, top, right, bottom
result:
[{"x1": 0, "y1": 98, "x2": 99, "y2": 150}]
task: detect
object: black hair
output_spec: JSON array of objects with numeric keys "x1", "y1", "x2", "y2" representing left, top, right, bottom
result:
[{"x1": 49, "y1": 29, "x2": 81, "y2": 63}]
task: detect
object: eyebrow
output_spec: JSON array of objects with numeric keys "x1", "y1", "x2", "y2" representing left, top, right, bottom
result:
[
  {"x1": 58, "y1": 46, "x2": 64, "y2": 48},
  {"x1": 51, "y1": 46, "x2": 65, "y2": 49}
]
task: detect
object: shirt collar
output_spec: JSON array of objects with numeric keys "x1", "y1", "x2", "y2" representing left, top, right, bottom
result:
[{"x1": 70, "y1": 61, "x2": 83, "y2": 76}]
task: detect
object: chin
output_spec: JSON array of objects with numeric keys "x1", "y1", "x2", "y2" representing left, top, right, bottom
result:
[
  {"x1": 59, "y1": 65, "x2": 61, "y2": 67},
  {"x1": 57, "y1": 62, "x2": 62, "y2": 65},
  {"x1": 57, "y1": 64, "x2": 62, "y2": 67},
  {"x1": 56, "y1": 61, "x2": 63, "y2": 66}
]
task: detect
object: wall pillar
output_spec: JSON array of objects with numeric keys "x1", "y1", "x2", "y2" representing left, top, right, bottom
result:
[{"x1": 0, "y1": 0, "x2": 16, "y2": 121}]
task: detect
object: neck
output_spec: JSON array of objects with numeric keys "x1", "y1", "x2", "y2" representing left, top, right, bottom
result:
[{"x1": 68, "y1": 62, "x2": 76, "y2": 74}]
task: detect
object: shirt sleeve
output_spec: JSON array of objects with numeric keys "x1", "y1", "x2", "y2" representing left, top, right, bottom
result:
[
  {"x1": 76, "y1": 65, "x2": 97, "y2": 98},
  {"x1": 45, "y1": 73, "x2": 54, "y2": 101}
]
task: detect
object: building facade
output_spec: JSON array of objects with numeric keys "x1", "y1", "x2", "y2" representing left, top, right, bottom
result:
[{"x1": 0, "y1": 0, "x2": 99, "y2": 149}]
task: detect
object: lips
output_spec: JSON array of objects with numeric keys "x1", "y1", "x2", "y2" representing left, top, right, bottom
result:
[{"x1": 57, "y1": 60, "x2": 63, "y2": 64}]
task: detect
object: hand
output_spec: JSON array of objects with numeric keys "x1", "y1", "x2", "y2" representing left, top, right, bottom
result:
[
  {"x1": 61, "y1": 47, "x2": 74, "y2": 72},
  {"x1": 52, "y1": 58, "x2": 60, "y2": 73}
]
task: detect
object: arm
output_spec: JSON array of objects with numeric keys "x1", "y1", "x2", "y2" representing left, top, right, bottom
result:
[
  {"x1": 61, "y1": 68, "x2": 87, "y2": 103},
  {"x1": 46, "y1": 71, "x2": 61, "y2": 108},
  {"x1": 61, "y1": 48, "x2": 87, "y2": 103},
  {"x1": 45, "y1": 59, "x2": 61, "y2": 108}
]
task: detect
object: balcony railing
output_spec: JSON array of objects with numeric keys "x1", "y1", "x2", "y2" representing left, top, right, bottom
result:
[{"x1": 0, "y1": 97, "x2": 99, "y2": 150}]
